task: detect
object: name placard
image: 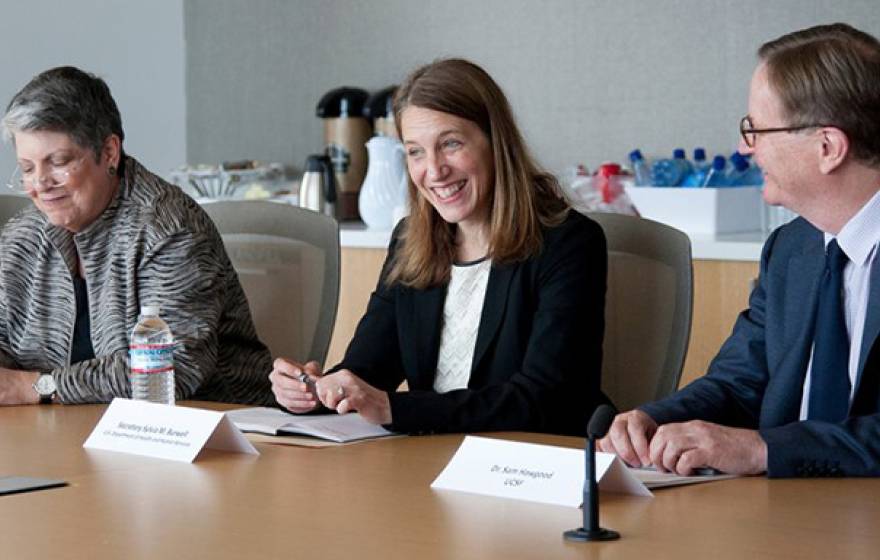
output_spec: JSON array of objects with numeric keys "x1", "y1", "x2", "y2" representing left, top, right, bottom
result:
[
  {"x1": 430, "y1": 436, "x2": 652, "y2": 507},
  {"x1": 83, "y1": 398, "x2": 258, "y2": 462}
]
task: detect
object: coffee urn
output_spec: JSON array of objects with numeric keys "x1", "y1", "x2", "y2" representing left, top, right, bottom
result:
[
  {"x1": 316, "y1": 87, "x2": 370, "y2": 221},
  {"x1": 364, "y1": 86, "x2": 398, "y2": 139}
]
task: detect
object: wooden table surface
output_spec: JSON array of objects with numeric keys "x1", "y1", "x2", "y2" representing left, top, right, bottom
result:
[{"x1": 1, "y1": 403, "x2": 878, "y2": 560}]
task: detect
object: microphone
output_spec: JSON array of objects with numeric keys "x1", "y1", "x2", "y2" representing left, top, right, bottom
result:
[{"x1": 564, "y1": 404, "x2": 620, "y2": 542}]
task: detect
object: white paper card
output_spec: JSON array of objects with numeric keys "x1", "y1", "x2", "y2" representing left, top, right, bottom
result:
[
  {"x1": 83, "y1": 398, "x2": 258, "y2": 462},
  {"x1": 430, "y1": 436, "x2": 652, "y2": 508}
]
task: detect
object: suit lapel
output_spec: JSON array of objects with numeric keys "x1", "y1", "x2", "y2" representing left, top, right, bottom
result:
[
  {"x1": 773, "y1": 242, "x2": 824, "y2": 423},
  {"x1": 853, "y1": 251, "x2": 880, "y2": 401},
  {"x1": 401, "y1": 284, "x2": 446, "y2": 390},
  {"x1": 470, "y1": 264, "x2": 515, "y2": 383}
]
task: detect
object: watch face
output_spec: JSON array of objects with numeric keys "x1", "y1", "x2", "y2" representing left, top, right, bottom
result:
[{"x1": 35, "y1": 374, "x2": 57, "y2": 396}]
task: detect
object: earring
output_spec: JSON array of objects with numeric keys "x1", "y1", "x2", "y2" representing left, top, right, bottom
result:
[{"x1": 108, "y1": 165, "x2": 117, "y2": 177}]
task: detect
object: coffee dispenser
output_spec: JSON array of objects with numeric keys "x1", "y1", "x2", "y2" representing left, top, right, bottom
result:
[
  {"x1": 364, "y1": 86, "x2": 398, "y2": 139},
  {"x1": 316, "y1": 87, "x2": 370, "y2": 221}
]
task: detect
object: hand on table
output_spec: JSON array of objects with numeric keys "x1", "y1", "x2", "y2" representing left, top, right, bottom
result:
[
  {"x1": 598, "y1": 409, "x2": 658, "y2": 467},
  {"x1": 647, "y1": 420, "x2": 767, "y2": 476},
  {"x1": 0, "y1": 369, "x2": 40, "y2": 405},
  {"x1": 598, "y1": 410, "x2": 768, "y2": 476},
  {"x1": 316, "y1": 369, "x2": 391, "y2": 425},
  {"x1": 269, "y1": 358, "x2": 323, "y2": 413}
]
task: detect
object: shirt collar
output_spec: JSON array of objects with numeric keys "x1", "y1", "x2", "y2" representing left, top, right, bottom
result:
[{"x1": 824, "y1": 188, "x2": 880, "y2": 266}]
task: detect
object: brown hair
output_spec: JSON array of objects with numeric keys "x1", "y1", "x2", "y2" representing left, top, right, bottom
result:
[
  {"x1": 758, "y1": 23, "x2": 880, "y2": 167},
  {"x1": 386, "y1": 58, "x2": 568, "y2": 289}
]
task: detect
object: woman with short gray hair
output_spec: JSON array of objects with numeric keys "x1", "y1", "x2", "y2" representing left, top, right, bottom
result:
[{"x1": 0, "y1": 66, "x2": 274, "y2": 405}]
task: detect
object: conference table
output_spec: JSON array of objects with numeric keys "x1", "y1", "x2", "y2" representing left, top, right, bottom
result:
[{"x1": 1, "y1": 403, "x2": 879, "y2": 560}]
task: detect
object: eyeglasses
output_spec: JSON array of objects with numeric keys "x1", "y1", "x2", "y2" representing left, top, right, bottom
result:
[
  {"x1": 6, "y1": 157, "x2": 84, "y2": 192},
  {"x1": 739, "y1": 115, "x2": 831, "y2": 148}
]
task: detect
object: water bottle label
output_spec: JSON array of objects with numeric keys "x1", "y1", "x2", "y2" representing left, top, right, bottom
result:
[{"x1": 130, "y1": 344, "x2": 174, "y2": 374}]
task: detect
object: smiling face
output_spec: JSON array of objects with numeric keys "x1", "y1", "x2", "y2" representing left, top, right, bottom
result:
[
  {"x1": 13, "y1": 129, "x2": 119, "y2": 232},
  {"x1": 400, "y1": 106, "x2": 494, "y2": 237},
  {"x1": 739, "y1": 63, "x2": 822, "y2": 212}
]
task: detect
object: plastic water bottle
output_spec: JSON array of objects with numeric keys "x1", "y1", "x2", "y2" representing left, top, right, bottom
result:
[
  {"x1": 702, "y1": 155, "x2": 728, "y2": 187},
  {"x1": 672, "y1": 148, "x2": 694, "y2": 184},
  {"x1": 130, "y1": 306, "x2": 176, "y2": 405},
  {"x1": 628, "y1": 150, "x2": 651, "y2": 186},
  {"x1": 736, "y1": 153, "x2": 764, "y2": 186},
  {"x1": 682, "y1": 147, "x2": 709, "y2": 187},
  {"x1": 651, "y1": 158, "x2": 687, "y2": 187},
  {"x1": 725, "y1": 152, "x2": 752, "y2": 186}
]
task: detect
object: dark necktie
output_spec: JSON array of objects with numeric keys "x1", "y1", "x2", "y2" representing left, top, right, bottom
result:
[{"x1": 808, "y1": 239, "x2": 851, "y2": 422}]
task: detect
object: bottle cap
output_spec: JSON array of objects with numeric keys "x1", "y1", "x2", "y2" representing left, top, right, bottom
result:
[
  {"x1": 141, "y1": 305, "x2": 160, "y2": 316},
  {"x1": 694, "y1": 148, "x2": 706, "y2": 161},
  {"x1": 597, "y1": 163, "x2": 622, "y2": 177},
  {"x1": 628, "y1": 149, "x2": 644, "y2": 162},
  {"x1": 712, "y1": 155, "x2": 727, "y2": 170},
  {"x1": 730, "y1": 152, "x2": 749, "y2": 171},
  {"x1": 673, "y1": 148, "x2": 687, "y2": 159}
]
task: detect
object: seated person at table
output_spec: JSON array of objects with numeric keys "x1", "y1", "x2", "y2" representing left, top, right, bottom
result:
[
  {"x1": 270, "y1": 58, "x2": 610, "y2": 436},
  {"x1": 0, "y1": 66, "x2": 273, "y2": 405},
  {"x1": 600, "y1": 23, "x2": 880, "y2": 477}
]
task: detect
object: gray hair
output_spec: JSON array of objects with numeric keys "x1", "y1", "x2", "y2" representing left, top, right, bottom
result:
[{"x1": 2, "y1": 66, "x2": 125, "y2": 163}]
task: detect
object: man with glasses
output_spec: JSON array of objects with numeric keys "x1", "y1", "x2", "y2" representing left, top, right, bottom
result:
[{"x1": 600, "y1": 22, "x2": 880, "y2": 478}]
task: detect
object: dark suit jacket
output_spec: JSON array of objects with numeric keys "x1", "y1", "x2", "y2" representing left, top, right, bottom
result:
[
  {"x1": 332, "y1": 211, "x2": 609, "y2": 436},
  {"x1": 641, "y1": 217, "x2": 880, "y2": 477}
]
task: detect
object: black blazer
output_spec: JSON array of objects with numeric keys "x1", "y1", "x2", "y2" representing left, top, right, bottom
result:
[{"x1": 332, "y1": 211, "x2": 609, "y2": 436}]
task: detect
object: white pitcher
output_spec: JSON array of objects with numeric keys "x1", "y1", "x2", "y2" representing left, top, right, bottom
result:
[{"x1": 358, "y1": 136, "x2": 409, "y2": 230}]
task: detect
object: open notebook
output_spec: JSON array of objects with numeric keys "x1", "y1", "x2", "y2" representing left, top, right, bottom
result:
[{"x1": 227, "y1": 407, "x2": 394, "y2": 444}]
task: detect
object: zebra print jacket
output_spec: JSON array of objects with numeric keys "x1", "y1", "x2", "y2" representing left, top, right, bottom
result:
[{"x1": 0, "y1": 156, "x2": 274, "y2": 405}]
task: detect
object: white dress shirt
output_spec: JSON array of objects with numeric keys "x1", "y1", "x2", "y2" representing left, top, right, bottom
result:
[{"x1": 799, "y1": 189, "x2": 880, "y2": 419}]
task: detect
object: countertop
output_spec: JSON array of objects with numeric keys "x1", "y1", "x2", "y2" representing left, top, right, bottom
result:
[
  {"x1": 340, "y1": 222, "x2": 766, "y2": 262},
  {"x1": 195, "y1": 196, "x2": 766, "y2": 262}
]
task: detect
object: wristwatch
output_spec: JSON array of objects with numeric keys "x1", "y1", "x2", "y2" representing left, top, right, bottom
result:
[{"x1": 33, "y1": 373, "x2": 57, "y2": 404}]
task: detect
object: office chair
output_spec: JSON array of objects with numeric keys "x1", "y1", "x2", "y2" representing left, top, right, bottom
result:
[
  {"x1": 586, "y1": 212, "x2": 693, "y2": 411},
  {"x1": 0, "y1": 194, "x2": 32, "y2": 227},
  {"x1": 201, "y1": 200, "x2": 340, "y2": 365}
]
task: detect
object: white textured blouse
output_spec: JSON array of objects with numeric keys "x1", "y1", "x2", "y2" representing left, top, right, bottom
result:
[{"x1": 433, "y1": 258, "x2": 492, "y2": 393}]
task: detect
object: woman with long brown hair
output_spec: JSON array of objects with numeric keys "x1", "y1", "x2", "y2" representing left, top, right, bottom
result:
[{"x1": 270, "y1": 58, "x2": 609, "y2": 435}]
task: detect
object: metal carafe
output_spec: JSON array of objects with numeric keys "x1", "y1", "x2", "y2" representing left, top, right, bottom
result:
[
  {"x1": 299, "y1": 155, "x2": 324, "y2": 213},
  {"x1": 299, "y1": 154, "x2": 337, "y2": 217}
]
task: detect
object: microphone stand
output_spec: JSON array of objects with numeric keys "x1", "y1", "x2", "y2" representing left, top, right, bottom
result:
[{"x1": 564, "y1": 404, "x2": 620, "y2": 542}]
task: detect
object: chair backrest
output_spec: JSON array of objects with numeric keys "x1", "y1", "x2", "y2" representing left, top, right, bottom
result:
[
  {"x1": 201, "y1": 200, "x2": 340, "y2": 365},
  {"x1": 586, "y1": 212, "x2": 693, "y2": 411},
  {"x1": 0, "y1": 194, "x2": 33, "y2": 227}
]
